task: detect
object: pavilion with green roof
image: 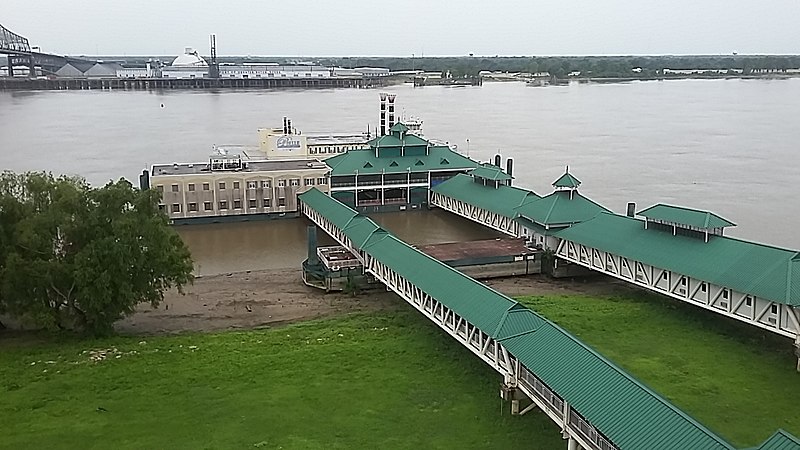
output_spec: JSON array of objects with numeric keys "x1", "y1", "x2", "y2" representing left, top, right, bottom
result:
[
  {"x1": 511, "y1": 167, "x2": 610, "y2": 249},
  {"x1": 637, "y1": 203, "x2": 736, "y2": 242},
  {"x1": 325, "y1": 122, "x2": 479, "y2": 211},
  {"x1": 552, "y1": 167, "x2": 582, "y2": 190}
]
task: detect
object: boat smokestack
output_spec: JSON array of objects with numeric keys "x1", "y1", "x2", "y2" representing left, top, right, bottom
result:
[
  {"x1": 626, "y1": 202, "x2": 636, "y2": 217},
  {"x1": 283, "y1": 116, "x2": 288, "y2": 134},
  {"x1": 380, "y1": 92, "x2": 387, "y2": 136},
  {"x1": 494, "y1": 154, "x2": 501, "y2": 167},
  {"x1": 506, "y1": 158, "x2": 513, "y2": 186},
  {"x1": 287, "y1": 118, "x2": 293, "y2": 134},
  {"x1": 387, "y1": 93, "x2": 396, "y2": 129}
]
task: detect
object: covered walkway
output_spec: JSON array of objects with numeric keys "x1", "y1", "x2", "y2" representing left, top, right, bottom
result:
[
  {"x1": 297, "y1": 188, "x2": 798, "y2": 450},
  {"x1": 430, "y1": 170, "x2": 800, "y2": 362}
]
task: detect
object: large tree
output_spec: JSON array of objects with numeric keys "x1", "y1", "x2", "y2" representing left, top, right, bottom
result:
[{"x1": 0, "y1": 172, "x2": 193, "y2": 335}]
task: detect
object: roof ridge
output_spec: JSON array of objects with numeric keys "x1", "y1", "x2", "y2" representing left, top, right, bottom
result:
[
  {"x1": 492, "y1": 305, "x2": 514, "y2": 338},
  {"x1": 542, "y1": 193, "x2": 560, "y2": 224}
]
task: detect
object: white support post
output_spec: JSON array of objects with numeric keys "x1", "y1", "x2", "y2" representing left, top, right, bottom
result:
[{"x1": 567, "y1": 437, "x2": 578, "y2": 450}]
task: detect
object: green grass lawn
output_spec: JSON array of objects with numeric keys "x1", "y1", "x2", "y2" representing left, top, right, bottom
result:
[
  {"x1": 518, "y1": 291, "x2": 800, "y2": 448},
  {"x1": 0, "y1": 311, "x2": 561, "y2": 450},
  {"x1": 4, "y1": 290, "x2": 798, "y2": 449}
]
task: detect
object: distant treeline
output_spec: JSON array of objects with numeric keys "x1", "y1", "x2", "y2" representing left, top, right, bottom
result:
[
  {"x1": 307, "y1": 55, "x2": 800, "y2": 78},
  {"x1": 76, "y1": 54, "x2": 800, "y2": 79}
]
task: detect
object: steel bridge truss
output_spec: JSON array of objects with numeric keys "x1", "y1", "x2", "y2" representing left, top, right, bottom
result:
[
  {"x1": 0, "y1": 24, "x2": 31, "y2": 54},
  {"x1": 430, "y1": 191, "x2": 523, "y2": 237},
  {"x1": 301, "y1": 201, "x2": 617, "y2": 450},
  {"x1": 555, "y1": 239, "x2": 800, "y2": 343}
]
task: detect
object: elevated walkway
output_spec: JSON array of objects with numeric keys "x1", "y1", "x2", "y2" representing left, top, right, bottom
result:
[
  {"x1": 298, "y1": 188, "x2": 797, "y2": 450},
  {"x1": 430, "y1": 172, "x2": 800, "y2": 366}
]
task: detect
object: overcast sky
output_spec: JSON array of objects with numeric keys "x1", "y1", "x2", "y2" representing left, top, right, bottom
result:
[{"x1": 4, "y1": 0, "x2": 799, "y2": 57}]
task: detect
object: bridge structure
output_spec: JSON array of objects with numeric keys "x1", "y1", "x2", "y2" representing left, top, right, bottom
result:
[
  {"x1": 0, "y1": 23, "x2": 92, "y2": 76},
  {"x1": 298, "y1": 187, "x2": 799, "y2": 450},
  {"x1": 430, "y1": 168, "x2": 800, "y2": 369}
]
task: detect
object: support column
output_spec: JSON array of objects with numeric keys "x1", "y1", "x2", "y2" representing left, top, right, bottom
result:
[{"x1": 567, "y1": 436, "x2": 578, "y2": 450}]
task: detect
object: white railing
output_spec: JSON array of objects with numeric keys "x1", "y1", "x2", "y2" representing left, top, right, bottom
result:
[{"x1": 300, "y1": 199, "x2": 616, "y2": 450}]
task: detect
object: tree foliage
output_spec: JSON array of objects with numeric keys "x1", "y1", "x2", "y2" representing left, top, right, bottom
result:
[{"x1": 0, "y1": 172, "x2": 193, "y2": 335}]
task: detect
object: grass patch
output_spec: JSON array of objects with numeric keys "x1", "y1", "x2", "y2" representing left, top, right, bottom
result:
[
  {"x1": 518, "y1": 292, "x2": 800, "y2": 448},
  {"x1": 0, "y1": 310, "x2": 561, "y2": 450}
]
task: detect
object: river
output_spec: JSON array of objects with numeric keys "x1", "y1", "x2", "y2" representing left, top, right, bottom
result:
[{"x1": 1, "y1": 79, "x2": 798, "y2": 274}]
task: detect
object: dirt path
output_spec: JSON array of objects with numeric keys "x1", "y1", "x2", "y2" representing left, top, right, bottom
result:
[{"x1": 115, "y1": 269, "x2": 628, "y2": 335}]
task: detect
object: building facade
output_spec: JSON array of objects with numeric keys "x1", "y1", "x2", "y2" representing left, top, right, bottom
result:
[
  {"x1": 326, "y1": 122, "x2": 479, "y2": 211},
  {"x1": 150, "y1": 153, "x2": 329, "y2": 224}
]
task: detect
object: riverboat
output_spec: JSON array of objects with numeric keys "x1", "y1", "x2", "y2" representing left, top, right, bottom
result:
[{"x1": 141, "y1": 93, "x2": 479, "y2": 223}]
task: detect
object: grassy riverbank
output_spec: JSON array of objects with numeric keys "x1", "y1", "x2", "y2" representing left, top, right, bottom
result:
[
  {"x1": 0, "y1": 312, "x2": 560, "y2": 450},
  {"x1": 518, "y1": 292, "x2": 800, "y2": 448},
  {"x1": 3, "y1": 290, "x2": 798, "y2": 449}
]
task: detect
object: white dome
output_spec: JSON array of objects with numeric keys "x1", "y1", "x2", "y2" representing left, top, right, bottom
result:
[{"x1": 171, "y1": 47, "x2": 208, "y2": 67}]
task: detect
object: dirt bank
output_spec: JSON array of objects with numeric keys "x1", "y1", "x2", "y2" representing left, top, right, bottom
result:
[{"x1": 115, "y1": 269, "x2": 628, "y2": 335}]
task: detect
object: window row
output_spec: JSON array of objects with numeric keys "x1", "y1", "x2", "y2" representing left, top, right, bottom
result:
[
  {"x1": 156, "y1": 177, "x2": 328, "y2": 193},
  {"x1": 165, "y1": 198, "x2": 288, "y2": 212}
]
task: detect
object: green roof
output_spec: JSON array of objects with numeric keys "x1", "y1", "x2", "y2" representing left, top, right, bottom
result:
[
  {"x1": 367, "y1": 129, "x2": 429, "y2": 149},
  {"x1": 469, "y1": 165, "x2": 512, "y2": 181},
  {"x1": 514, "y1": 190, "x2": 610, "y2": 227},
  {"x1": 389, "y1": 122, "x2": 410, "y2": 133},
  {"x1": 298, "y1": 188, "x2": 744, "y2": 450},
  {"x1": 749, "y1": 430, "x2": 800, "y2": 450},
  {"x1": 432, "y1": 173, "x2": 539, "y2": 218},
  {"x1": 325, "y1": 147, "x2": 478, "y2": 176},
  {"x1": 638, "y1": 204, "x2": 736, "y2": 229},
  {"x1": 300, "y1": 188, "x2": 358, "y2": 228},
  {"x1": 553, "y1": 171, "x2": 582, "y2": 189},
  {"x1": 556, "y1": 212, "x2": 800, "y2": 306}
]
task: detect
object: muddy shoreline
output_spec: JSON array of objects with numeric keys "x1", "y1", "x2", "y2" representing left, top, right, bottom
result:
[{"x1": 113, "y1": 269, "x2": 628, "y2": 335}]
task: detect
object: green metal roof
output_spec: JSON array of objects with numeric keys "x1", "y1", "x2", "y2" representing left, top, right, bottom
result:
[
  {"x1": 638, "y1": 204, "x2": 736, "y2": 229},
  {"x1": 300, "y1": 188, "x2": 358, "y2": 228},
  {"x1": 297, "y1": 189, "x2": 750, "y2": 450},
  {"x1": 501, "y1": 326, "x2": 732, "y2": 450},
  {"x1": 556, "y1": 212, "x2": 800, "y2": 306},
  {"x1": 514, "y1": 190, "x2": 610, "y2": 228},
  {"x1": 389, "y1": 122, "x2": 410, "y2": 133},
  {"x1": 325, "y1": 147, "x2": 478, "y2": 176},
  {"x1": 367, "y1": 128, "x2": 430, "y2": 149},
  {"x1": 553, "y1": 171, "x2": 582, "y2": 189},
  {"x1": 469, "y1": 164, "x2": 513, "y2": 181},
  {"x1": 431, "y1": 173, "x2": 539, "y2": 218},
  {"x1": 749, "y1": 430, "x2": 800, "y2": 450}
]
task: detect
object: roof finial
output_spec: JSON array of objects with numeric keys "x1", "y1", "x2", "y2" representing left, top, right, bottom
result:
[{"x1": 566, "y1": 165, "x2": 570, "y2": 174}]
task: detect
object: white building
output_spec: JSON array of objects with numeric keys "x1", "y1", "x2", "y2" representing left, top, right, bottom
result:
[{"x1": 161, "y1": 47, "x2": 210, "y2": 79}]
